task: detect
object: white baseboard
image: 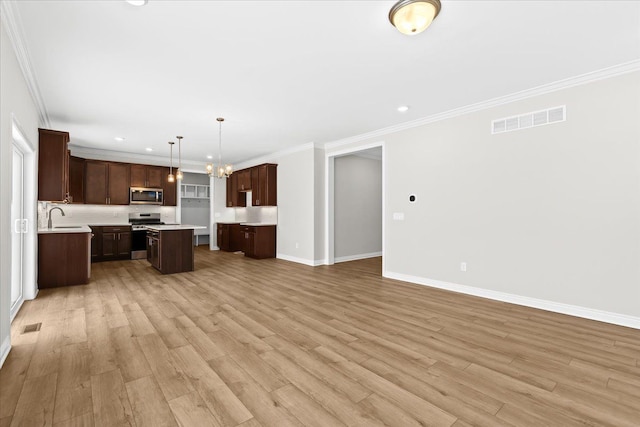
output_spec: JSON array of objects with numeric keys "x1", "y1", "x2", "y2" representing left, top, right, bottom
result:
[
  {"x1": 384, "y1": 271, "x2": 640, "y2": 330},
  {"x1": 334, "y1": 251, "x2": 382, "y2": 264},
  {"x1": 0, "y1": 335, "x2": 10, "y2": 369},
  {"x1": 277, "y1": 253, "x2": 325, "y2": 267}
]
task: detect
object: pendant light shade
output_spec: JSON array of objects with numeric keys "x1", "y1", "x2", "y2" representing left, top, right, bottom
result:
[
  {"x1": 389, "y1": 0, "x2": 441, "y2": 35},
  {"x1": 167, "y1": 141, "x2": 175, "y2": 183},
  {"x1": 176, "y1": 136, "x2": 183, "y2": 181}
]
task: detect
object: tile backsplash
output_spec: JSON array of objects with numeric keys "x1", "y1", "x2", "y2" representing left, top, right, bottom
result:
[{"x1": 38, "y1": 202, "x2": 177, "y2": 229}]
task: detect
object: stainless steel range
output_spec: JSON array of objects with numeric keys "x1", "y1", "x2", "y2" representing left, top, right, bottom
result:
[{"x1": 129, "y1": 213, "x2": 164, "y2": 259}]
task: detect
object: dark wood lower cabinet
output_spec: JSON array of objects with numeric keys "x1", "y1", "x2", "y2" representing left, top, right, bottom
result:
[
  {"x1": 217, "y1": 223, "x2": 245, "y2": 252},
  {"x1": 242, "y1": 225, "x2": 276, "y2": 259},
  {"x1": 38, "y1": 232, "x2": 91, "y2": 288},
  {"x1": 217, "y1": 223, "x2": 276, "y2": 258},
  {"x1": 147, "y1": 229, "x2": 194, "y2": 274},
  {"x1": 89, "y1": 225, "x2": 131, "y2": 262}
]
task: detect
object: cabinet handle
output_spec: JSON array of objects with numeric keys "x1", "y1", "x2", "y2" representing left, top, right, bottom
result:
[
  {"x1": 245, "y1": 232, "x2": 248, "y2": 239},
  {"x1": 256, "y1": 199, "x2": 260, "y2": 205}
]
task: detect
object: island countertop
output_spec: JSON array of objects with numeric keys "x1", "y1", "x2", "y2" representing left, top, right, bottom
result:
[
  {"x1": 145, "y1": 224, "x2": 207, "y2": 231},
  {"x1": 38, "y1": 225, "x2": 92, "y2": 234}
]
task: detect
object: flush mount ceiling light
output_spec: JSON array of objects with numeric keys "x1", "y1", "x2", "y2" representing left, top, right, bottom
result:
[
  {"x1": 114, "y1": 136, "x2": 125, "y2": 142},
  {"x1": 126, "y1": 0, "x2": 148, "y2": 6},
  {"x1": 167, "y1": 141, "x2": 175, "y2": 183},
  {"x1": 175, "y1": 136, "x2": 183, "y2": 181},
  {"x1": 397, "y1": 105, "x2": 410, "y2": 112},
  {"x1": 389, "y1": 0, "x2": 441, "y2": 35},
  {"x1": 145, "y1": 147, "x2": 153, "y2": 152},
  {"x1": 206, "y1": 117, "x2": 233, "y2": 178}
]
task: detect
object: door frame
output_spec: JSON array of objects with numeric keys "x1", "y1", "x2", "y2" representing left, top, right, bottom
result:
[
  {"x1": 324, "y1": 141, "x2": 385, "y2": 269},
  {"x1": 10, "y1": 115, "x2": 37, "y2": 320}
]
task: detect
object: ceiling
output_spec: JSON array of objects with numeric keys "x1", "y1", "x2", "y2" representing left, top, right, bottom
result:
[{"x1": 11, "y1": 1, "x2": 640, "y2": 167}]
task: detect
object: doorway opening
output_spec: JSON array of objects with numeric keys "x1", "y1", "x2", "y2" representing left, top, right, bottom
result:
[
  {"x1": 10, "y1": 118, "x2": 37, "y2": 321},
  {"x1": 325, "y1": 142, "x2": 385, "y2": 271}
]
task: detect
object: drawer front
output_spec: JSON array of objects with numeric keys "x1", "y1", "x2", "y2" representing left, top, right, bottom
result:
[{"x1": 103, "y1": 226, "x2": 131, "y2": 233}]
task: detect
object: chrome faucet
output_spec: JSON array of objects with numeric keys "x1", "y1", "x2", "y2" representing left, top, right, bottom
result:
[{"x1": 48, "y1": 206, "x2": 65, "y2": 229}]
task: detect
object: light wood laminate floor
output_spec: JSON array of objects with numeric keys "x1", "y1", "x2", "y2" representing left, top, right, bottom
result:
[{"x1": 1, "y1": 248, "x2": 639, "y2": 426}]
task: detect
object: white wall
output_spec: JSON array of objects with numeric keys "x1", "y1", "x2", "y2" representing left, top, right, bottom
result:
[
  {"x1": 328, "y1": 71, "x2": 640, "y2": 324},
  {"x1": 334, "y1": 155, "x2": 382, "y2": 261},
  {"x1": 0, "y1": 19, "x2": 41, "y2": 366}
]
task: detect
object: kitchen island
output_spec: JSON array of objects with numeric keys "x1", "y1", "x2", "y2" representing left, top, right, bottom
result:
[
  {"x1": 145, "y1": 224, "x2": 206, "y2": 274},
  {"x1": 37, "y1": 226, "x2": 92, "y2": 287}
]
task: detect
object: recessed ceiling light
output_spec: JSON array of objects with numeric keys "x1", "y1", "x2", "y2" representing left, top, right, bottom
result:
[
  {"x1": 206, "y1": 155, "x2": 213, "y2": 159},
  {"x1": 126, "y1": 0, "x2": 148, "y2": 6},
  {"x1": 114, "y1": 136, "x2": 125, "y2": 142},
  {"x1": 398, "y1": 105, "x2": 410, "y2": 112},
  {"x1": 145, "y1": 147, "x2": 153, "y2": 152}
]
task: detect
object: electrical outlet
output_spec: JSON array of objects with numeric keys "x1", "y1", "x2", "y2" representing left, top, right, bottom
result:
[
  {"x1": 460, "y1": 262, "x2": 467, "y2": 272},
  {"x1": 295, "y1": 242, "x2": 299, "y2": 249},
  {"x1": 393, "y1": 212, "x2": 405, "y2": 221},
  {"x1": 113, "y1": 211, "x2": 118, "y2": 217}
]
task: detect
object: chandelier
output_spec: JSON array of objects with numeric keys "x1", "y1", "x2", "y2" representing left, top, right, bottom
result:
[{"x1": 206, "y1": 117, "x2": 232, "y2": 178}]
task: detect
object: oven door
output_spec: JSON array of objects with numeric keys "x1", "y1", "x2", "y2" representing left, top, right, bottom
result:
[
  {"x1": 131, "y1": 229, "x2": 148, "y2": 259},
  {"x1": 130, "y1": 188, "x2": 163, "y2": 205}
]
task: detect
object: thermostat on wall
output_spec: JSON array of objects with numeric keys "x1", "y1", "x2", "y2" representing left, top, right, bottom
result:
[{"x1": 409, "y1": 194, "x2": 416, "y2": 203}]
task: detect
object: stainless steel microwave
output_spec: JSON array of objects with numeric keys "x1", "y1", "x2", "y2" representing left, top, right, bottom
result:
[{"x1": 130, "y1": 187, "x2": 163, "y2": 205}]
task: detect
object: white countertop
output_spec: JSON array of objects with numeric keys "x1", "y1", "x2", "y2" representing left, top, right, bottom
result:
[
  {"x1": 145, "y1": 224, "x2": 207, "y2": 231},
  {"x1": 38, "y1": 225, "x2": 92, "y2": 234},
  {"x1": 240, "y1": 223, "x2": 277, "y2": 226}
]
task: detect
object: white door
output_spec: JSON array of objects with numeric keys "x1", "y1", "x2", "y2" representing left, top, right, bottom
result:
[{"x1": 11, "y1": 144, "x2": 25, "y2": 317}]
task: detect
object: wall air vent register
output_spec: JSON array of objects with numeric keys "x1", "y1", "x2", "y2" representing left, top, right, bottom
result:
[{"x1": 492, "y1": 105, "x2": 566, "y2": 134}]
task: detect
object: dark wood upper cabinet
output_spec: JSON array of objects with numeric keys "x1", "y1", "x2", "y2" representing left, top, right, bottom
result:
[
  {"x1": 130, "y1": 164, "x2": 164, "y2": 188},
  {"x1": 68, "y1": 156, "x2": 85, "y2": 204},
  {"x1": 38, "y1": 128, "x2": 70, "y2": 202},
  {"x1": 237, "y1": 169, "x2": 252, "y2": 192},
  {"x1": 226, "y1": 173, "x2": 246, "y2": 207},
  {"x1": 108, "y1": 163, "x2": 131, "y2": 205},
  {"x1": 251, "y1": 164, "x2": 277, "y2": 206},
  {"x1": 84, "y1": 160, "x2": 108, "y2": 205},
  {"x1": 161, "y1": 167, "x2": 177, "y2": 206},
  {"x1": 84, "y1": 160, "x2": 130, "y2": 205}
]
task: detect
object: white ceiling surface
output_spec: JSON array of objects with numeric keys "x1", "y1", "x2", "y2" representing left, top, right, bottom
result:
[{"x1": 14, "y1": 1, "x2": 640, "y2": 165}]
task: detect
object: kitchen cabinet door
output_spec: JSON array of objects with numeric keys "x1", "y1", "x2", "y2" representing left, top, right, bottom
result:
[
  {"x1": 84, "y1": 161, "x2": 108, "y2": 205},
  {"x1": 108, "y1": 163, "x2": 130, "y2": 205},
  {"x1": 252, "y1": 164, "x2": 277, "y2": 206},
  {"x1": 38, "y1": 128, "x2": 70, "y2": 202},
  {"x1": 147, "y1": 167, "x2": 164, "y2": 188},
  {"x1": 130, "y1": 164, "x2": 147, "y2": 187},
  {"x1": 237, "y1": 169, "x2": 251, "y2": 191},
  {"x1": 226, "y1": 173, "x2": 246, "y2": 207},
  {"x1": 68, "y1": 156, "x2": 85, "y2": 204},
  {"x1": 217, "y1": 224, "x2": 230, "y2": 251},
  {"x1": 102, "y1": 233, "x2": 117, "y2": 257}
]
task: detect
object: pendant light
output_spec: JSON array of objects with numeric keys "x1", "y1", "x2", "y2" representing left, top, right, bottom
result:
[
  {"x1": 176, "y1": 136, "x2": 183, "y2": 181},
  {"x1": 167, "y1": 141, "x2": 175, "y2": 183},
  {"x1": 207, "y1": 117, "x2": 232, "y2": 178},
  {"x1": 389, "y1": 0, "x2": 441, "y2": 35}
]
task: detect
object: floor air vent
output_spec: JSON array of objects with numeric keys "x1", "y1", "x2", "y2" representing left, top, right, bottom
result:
[
  {"x1": 492, "y1": 105, "x2": 566, "y2": 134},
  {"x1": 22, "y1": 323, "x2": 42, "y2": 334}
]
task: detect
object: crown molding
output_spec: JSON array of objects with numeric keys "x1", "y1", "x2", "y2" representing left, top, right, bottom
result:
[
  {"x1": 323, "y1": 60, "x2": 640, "y2": 150},
  {"x1": 69, "y1": 145, "x2": 208, "y2": 173},
  {"x1": 0, "y1": 0, "x2": 50, "y2": 128}
]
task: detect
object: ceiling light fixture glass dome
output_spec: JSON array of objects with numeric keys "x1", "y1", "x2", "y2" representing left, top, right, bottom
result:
[{"x1": 389, "y1": 0, "x2": 441, "y2": 35}]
